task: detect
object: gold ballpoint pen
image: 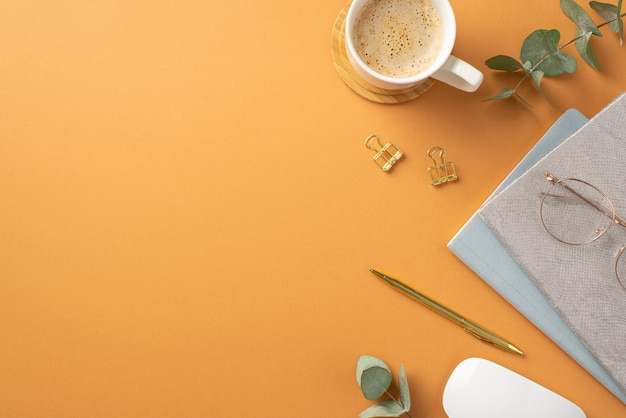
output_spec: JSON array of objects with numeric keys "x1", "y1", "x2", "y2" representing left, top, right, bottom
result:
[{"x1": 369, "y1": 269, "x2": 524, "y2": 355}]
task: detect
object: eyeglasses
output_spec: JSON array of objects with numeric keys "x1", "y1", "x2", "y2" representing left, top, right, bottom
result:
[{"x1": 540, "y1": 172, "x2": 626, "y2": 290}]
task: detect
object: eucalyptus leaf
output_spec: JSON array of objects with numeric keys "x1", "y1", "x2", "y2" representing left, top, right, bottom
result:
[
  {"x1": 590, "y1": 0, "x2": 624, "y2": 45},
  {"x1": 520, "y1": 29, "x2": 577, "y2": 76},
  {"x1": 360, "y1": 367, "x2": 392, "y2": 400},
  {"x1": 358, "y1": 400, "x2": 406, "y2": 418},
  {"x1": 560, "y1": 0, "x2": 602, "y2": 35},
  {"x1": 481, "y1": 87, "x2": 515, "y2": 102},
  {"x1": 356, "y1": 356, "x2": 390, "y2": 385},
  {"x1": 531, "y1": 70, "x2": 545, "y2": 88},
  {"x1": 574, "y1": 29, "x2": 601, "y2": 69},
  {"x1": 356, "y1": 356, "x2": 392, "y2": 400},
  {"x1": 529, "y1": 70, "x2": 553, "y2": 105},
  {"x1": 485, "y1": 55, "x2": 524, "y2": 71},
  {"x1": 590, "y1": 1, "x2": 621, "y2": 32},
  {"x1": 618, "y1": 0, "x2": 624, "y2": 46},
  {"x1": 398, "y1": 363, "x2": 410, "y2": 411}
]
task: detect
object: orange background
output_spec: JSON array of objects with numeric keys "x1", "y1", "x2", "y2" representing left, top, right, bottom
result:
[{"x1": 1, "y1": 0, "x2": 625, "y2": 416}]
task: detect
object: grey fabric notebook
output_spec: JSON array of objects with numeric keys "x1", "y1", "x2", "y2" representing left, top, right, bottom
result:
[
  {"x1": 448, "y1": 108, "x2": 626, "y2": 404},
  {"x1": 479, "y1": 93, "x2": 626, "y2": 395}
]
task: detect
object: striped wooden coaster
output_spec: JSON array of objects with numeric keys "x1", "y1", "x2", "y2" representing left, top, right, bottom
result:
[{"x1": 331, "y1": 2, "x2": 435, "y2": 104}]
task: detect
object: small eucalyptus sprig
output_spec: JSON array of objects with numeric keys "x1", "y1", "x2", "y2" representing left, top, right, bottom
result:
[
  {"x1": 484, "y1": 0, "x2": 624, "y2": 107},
  {"x1": 356, "y1": 355, "x2": 412, "y2": 418}
]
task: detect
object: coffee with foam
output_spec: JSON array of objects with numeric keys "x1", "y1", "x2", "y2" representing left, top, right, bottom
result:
[{"x1": 352, "y1": 0, "x2": 443, "y2": 78}]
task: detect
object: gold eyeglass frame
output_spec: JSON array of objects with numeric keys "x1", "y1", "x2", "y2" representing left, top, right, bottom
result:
[{"x1": 540, "y1": 172, "x2": 626, "y2": 291}]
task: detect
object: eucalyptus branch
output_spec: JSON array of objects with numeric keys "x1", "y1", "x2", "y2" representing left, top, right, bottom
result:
[
  {"x1": 483, "y1": 0, "x2": 625, "y2": 107},
  {"x1": 356, "y1": 356, "x2": 412, "y2": 418}
]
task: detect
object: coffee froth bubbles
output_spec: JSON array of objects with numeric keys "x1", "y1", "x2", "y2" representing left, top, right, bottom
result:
[
  {"x1": 344, "y1": 0, "x2": 483, "y2": 92},
  {"x1": 353, "y1": 0, "x2": 443, "y2": 78}
]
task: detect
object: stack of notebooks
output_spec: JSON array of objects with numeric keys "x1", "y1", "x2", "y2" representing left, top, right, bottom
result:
[{"x1": 448, "y1": 92, "x2": 626, "y2": 404}]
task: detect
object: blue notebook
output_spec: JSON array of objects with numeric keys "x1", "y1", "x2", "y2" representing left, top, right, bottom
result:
[{"x1": 447, "y1": 109, "x2": 626, "y2": 404}]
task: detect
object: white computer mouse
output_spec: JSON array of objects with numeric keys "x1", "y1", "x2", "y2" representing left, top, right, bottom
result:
[{"x1": 442, "y1": 358, "x2": 586, "y2": 418}]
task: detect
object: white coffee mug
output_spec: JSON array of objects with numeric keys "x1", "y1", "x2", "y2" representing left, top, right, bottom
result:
[{"x1": 345, "y1": 0, "x2": 483, "y2": 92}]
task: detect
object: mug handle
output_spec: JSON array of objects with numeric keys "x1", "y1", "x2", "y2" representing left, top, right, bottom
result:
[{"x1": 431, "y1": 56, "x2": 483, "y2": 92}]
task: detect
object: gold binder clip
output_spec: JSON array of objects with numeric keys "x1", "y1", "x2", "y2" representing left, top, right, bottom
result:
[
  {"x1": 365, "y1": 135, "x2": 404, "y2": 172},
  {"x1": 427, "y1": 146, "x2": 457, "y2": 186}
]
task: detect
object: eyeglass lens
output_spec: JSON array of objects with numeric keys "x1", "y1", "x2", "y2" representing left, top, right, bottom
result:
[
  {"x1": 614, "y1": 247, "x2": 626, "y2": 290},
  {"x1": 540, "y1": 178, "x2": 615, "y2": 245}
]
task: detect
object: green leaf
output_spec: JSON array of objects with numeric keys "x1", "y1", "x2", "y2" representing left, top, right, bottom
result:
[
  {"x1": 531, "y1": 70, "x2": 545, "y2": 89},
  {"x1": 482, "y1": 88, "x2": 515, "y2": 102},
  {"x1": 590, "y1": 1, "x2": 621, "y2": 32},
  {"x1": 520, "y1": 29, "x2": 577, "y2": 76},
  {"x1": 560, "y1": 0, "x2": 602, "y2": 36},
  {"x1": 485, "y1": 55, "x2": 524, "y2": 71},
  {"x1": 574, "y1": 29, "x2": 601, "y2": 69},
  {"x1": 356, "y1": 356, "x2": 392, "y2": 400},
  {"x1": 590, "y1": 0, "x2": 623, "y2": 45},
  {"x1": 358, "y1": 400, "x2": 406, "y2": 418},
  {"x1": 529, "y1": 70, "x2": 553, "y2": 105},
  {"x1": 618, "y1": 0, "x2": 624, "y2": 46},
  {"x1": 360, "y1": 367, "x2": 392, "y2": 400},
  {"x1": 398, "y1": 363, "x2": 410, "y2": 412},
  {"x1": 356, "y1": 356, "x2": 389, "y2": 386}
]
